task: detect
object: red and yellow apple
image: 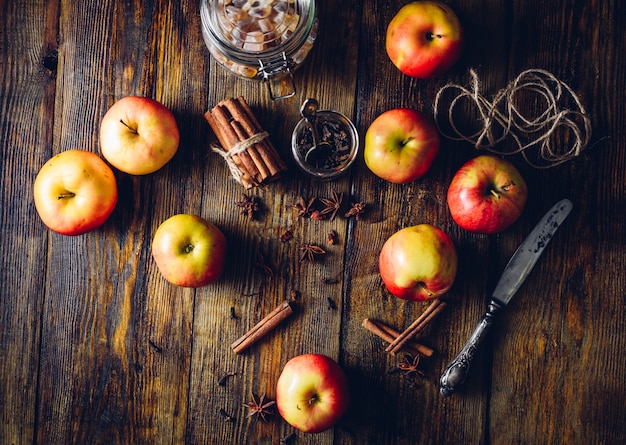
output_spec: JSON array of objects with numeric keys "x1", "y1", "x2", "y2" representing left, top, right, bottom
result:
[
  {"x1": 447, "y1": 155, "x2": 528, "y2": 234},
  {"x1": 276, "y1": 353, "x2": 350, "y2": 434},
  {"x1": 99, "y1": 96, "x2": 179, "y2": 175},
  {"x1": 151, "y1": 214, "x2": 227, "y2": 288},
  {"x1": 386, "y1": 1, "x2": 463, "y2": 79},
  {"x1": 379, "y1": 224, "x2": 457, "y2": 301},
  {"x1": 364, "y1": 108, "x2": 440, "y2": 184},
  {"x1": 33, "y1": 149, "x2": 118, "y2": 236}
]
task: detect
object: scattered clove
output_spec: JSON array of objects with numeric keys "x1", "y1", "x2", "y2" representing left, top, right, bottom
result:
[
  {"x1": 255, "y1": 252, "x2": 273, "y2": 277},
  {"x1": 219, "y1": 408, "x2": 235, "y2": 422},
  {"x1": 280, "y1": 229, "x2": 293, "y2": 242},
  {"x1": 148, "y1": 340, "x2": 163, "y2": 354},
  {"x1": 280, "y1": 432, "x2": 297, "y2": 444},
  {"x1": 345, "y1": 202, "x2": 366, "y2": 220},
  {"x1": 290, "y1": 289, "x2": 301, "y2": 301},
  {"x1": 230, "y1": 307, "x2": 239, "y2": 319},
  {"x1": 218, "y1": 371, "x2": 238, "y2": 386},
  {"x1": 327, "y1": 229, "x2": 339, "y2": 245}
]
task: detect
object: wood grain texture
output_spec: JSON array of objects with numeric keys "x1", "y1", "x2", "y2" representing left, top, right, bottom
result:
[
  {"x1": 1, "y1": 0, "x2": 625, "y2": 444},
  {"x1": 0, "y1": 0, "x2": 57, "y2": 443}
]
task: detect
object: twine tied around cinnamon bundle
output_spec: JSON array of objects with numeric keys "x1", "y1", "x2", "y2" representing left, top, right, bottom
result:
[
  {"x1": 210, "y1": 131, "x2": 270, "y2": 184},
  {"x1": 433, "y1": 69, "x2": 592, "y2": 168}
]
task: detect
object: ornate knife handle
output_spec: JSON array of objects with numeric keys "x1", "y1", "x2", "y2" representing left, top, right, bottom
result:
[{"x1": 439, "y1": 300, "x2": 504, "y2": 397}]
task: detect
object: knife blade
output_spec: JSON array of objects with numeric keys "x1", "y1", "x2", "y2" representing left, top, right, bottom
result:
[{"x1": 439, "y1": 198, "x2": 573, "y2": 397}]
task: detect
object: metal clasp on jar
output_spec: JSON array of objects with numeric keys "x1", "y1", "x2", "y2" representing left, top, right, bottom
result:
[{"x1": 258, "y1": 52, "x2": 296, "y2": 100}]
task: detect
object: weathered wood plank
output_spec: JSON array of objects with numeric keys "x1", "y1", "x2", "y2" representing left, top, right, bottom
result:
[
  {"x1": 339, "y1": 0, "x2": 498, "y2": 442},
  {"x1": 32, "y1": 1, "x2": 203, "y2": 443},
  {"x1": 186, "y1": 0, "x2": 361, "y2": 443},
  {"x1": 488, "y1": 1, "x2": 626, "y2": 444},
  {"x1": 0, "y1": 0, "x2": 58, "y2": 443}
]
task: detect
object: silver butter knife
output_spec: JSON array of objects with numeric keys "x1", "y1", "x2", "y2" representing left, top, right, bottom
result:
[{"x1": 439, "y1": 198, "x2": 573, "y2": 397}]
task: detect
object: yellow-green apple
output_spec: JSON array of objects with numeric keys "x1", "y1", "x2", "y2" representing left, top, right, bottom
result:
[
  {"x1": 364, "y1": 108, "x2": 440, "y2": 184},
  {"x1": 99, "y1": 96, "x2": 179, "y2": 175},
  {"x1": 386, "y1": 1, "x2": 463, "y2": 79},
  {"x1": 152, "y1": 214, "x2": 227, "y2": 288},
  {"x1": 33, "y1": 150, "x2": 118, "y2": 236},
  {"x1": 379, "y1": 224, "x2": 457, "y2": 301},
  {"x1": 447, "y1": 155, "x2": 528, "y2": 234},
  {"x1": 276, "y1": 353, "x2": 349, "y2": 434}
]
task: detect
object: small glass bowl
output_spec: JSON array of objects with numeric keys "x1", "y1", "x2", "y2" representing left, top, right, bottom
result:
[{"x1": 291, "y1": 109, "x2": 359, "y2": 180}]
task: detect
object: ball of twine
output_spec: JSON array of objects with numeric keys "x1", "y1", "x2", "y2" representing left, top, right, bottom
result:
[{"x1": 433, "y1": 69, "x2": 592, "y2": 168}]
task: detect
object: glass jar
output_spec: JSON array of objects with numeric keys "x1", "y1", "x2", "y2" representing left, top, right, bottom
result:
[{"x1": 200, "y1": 0, "x2": 318, "y2": 100}]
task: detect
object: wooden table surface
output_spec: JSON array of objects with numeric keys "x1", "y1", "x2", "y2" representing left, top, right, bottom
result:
[{"x1": 2, "y1": 0, "x2": 625, "y2": 444}]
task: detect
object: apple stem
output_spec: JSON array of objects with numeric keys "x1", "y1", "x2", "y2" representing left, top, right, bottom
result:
[
  {"x1": 183, "y1": 244, "x2": 194, "y2": 253},
  {"x1": 119, "y1": 119, "x2": 138, "y2": 134},
  {"x1": 426, "y1": 32, "x2": 443, "y2": 41},
  {"x1": 418, "y1": 283, "x2": 434, "y2": 297},
  {"x1": 401, "y1": 136, "x2": 415, "y2": 146},
  {"x1": 57, "y1": 192, "x2": 75, "y2": 200},
  {"x1": 308, "y1": 395, "x2": 319, "y2": 405},
  {"x1": 490, "y1": 189, "x2": 501, "y2": 199}
]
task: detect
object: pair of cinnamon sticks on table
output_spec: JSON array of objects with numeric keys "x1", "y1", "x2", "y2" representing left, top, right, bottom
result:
[
  {"x1": 204, "y1": 96, "x2": 287, "y2": 189},
  {"x1": 362, "y1": 298, "x2": 447, "y2": 358}
]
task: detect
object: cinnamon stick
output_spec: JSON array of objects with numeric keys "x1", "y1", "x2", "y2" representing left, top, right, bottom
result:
[
  {"x1": 204, "y1": 111, "x2": 255, "y2": 188},
  {"x1": 231, "y1": 120, "x2": 270, "y2": 179},
  {"x1": 385, "y1": 299, "x2": 447, "y2": 354},
  {"x1": 211, "y1": 105, "x2": 262, "y2": 184},
  {"x1": 235, "y1": 96, "x2": 287, "y2": 175},
  {"x1": 221, "y1": 99, "x2": 273, "y2": 179},
  {"x1": 362, "y1": 318, "x2": 434, "y2": 357},
  {"x1": 231, "y1": 301, "x2": 295, "y2": 354}
]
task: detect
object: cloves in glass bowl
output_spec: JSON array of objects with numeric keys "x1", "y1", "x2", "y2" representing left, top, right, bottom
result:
[{"x1": 291, "y1": 108, "x2": 359, "y2": 180}]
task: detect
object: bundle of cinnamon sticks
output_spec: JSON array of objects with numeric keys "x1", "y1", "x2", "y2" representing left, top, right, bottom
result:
[{"x1": 204, "y1": 96, "x2": 287, "y2": 189}]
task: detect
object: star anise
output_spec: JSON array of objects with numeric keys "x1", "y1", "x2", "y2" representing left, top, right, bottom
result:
[
  {"x1": 244, "y1": 393, "x2": 276, "y2": 422},
  {"x1": 236, "y1": 194, "x2": 260, "y2": 220},
  {"x1": 344, "y1": 201, "x2": 366, "y2": 220},
  {"x1": 293, "y1": 196, "x2": 315, "y2": 217},
  {"x1": 319, "y1": 190, "x2": 343, "y2": 221},
  {"x1": 398, "y1": 354, "x2": 425, "y2": 378},
  {"x1": 299, "y1": 243, "x2": 326, "y2": 262}
]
